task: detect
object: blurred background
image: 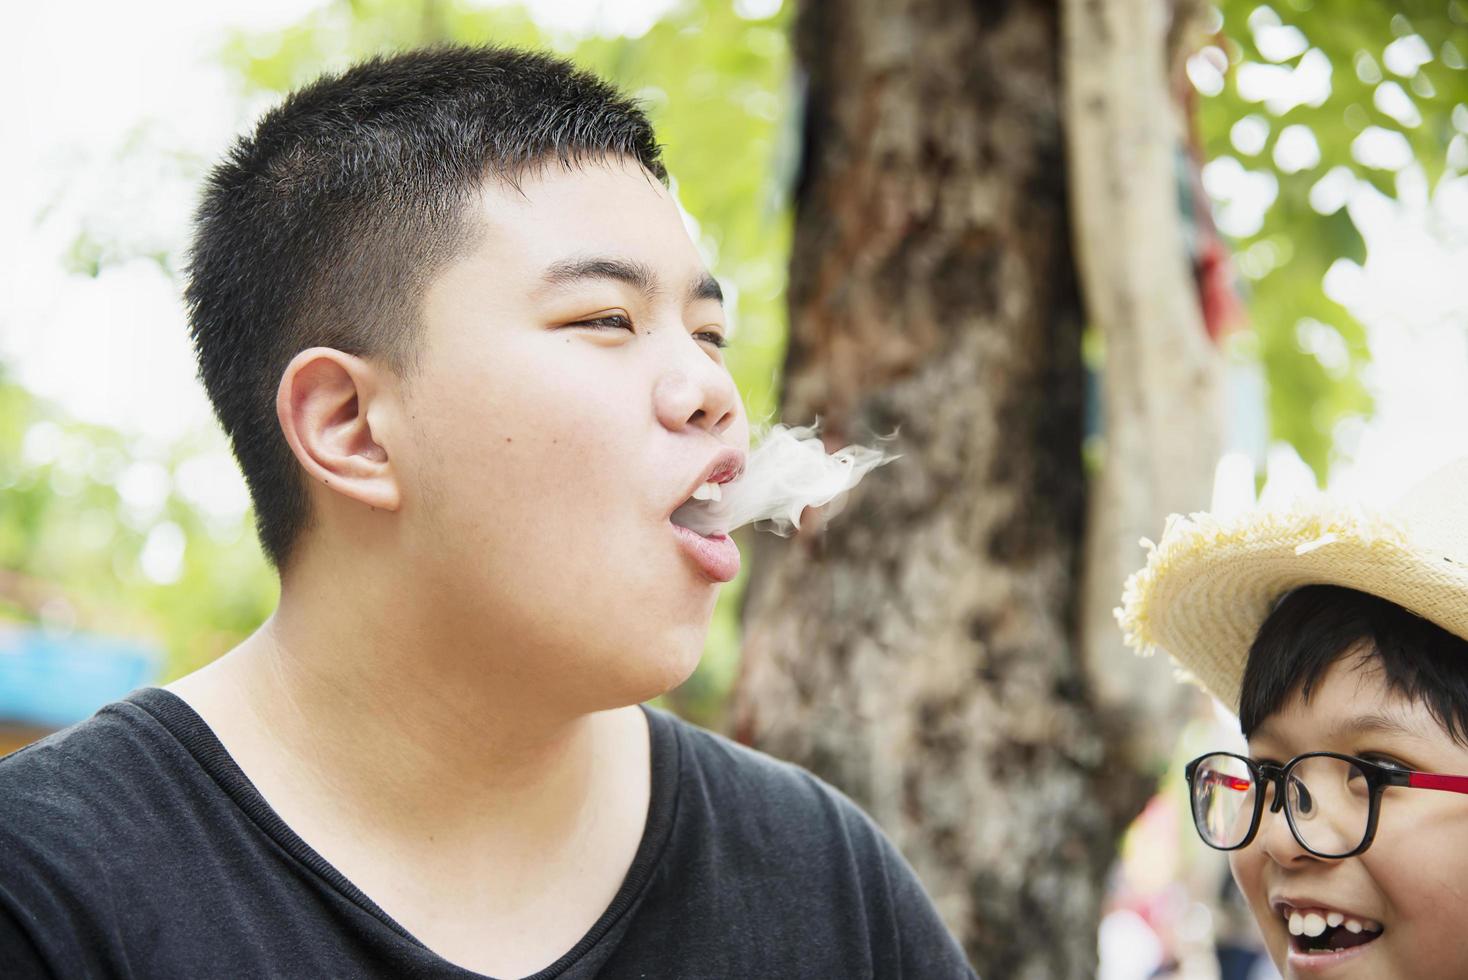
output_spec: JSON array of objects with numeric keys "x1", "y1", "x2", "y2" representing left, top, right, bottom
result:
[{"x1": 2, "y1": 1, "x2": 1465, "y2": 976}]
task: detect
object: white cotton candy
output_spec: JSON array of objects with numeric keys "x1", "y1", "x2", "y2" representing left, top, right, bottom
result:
[{"x1": 671, "y1": 423, "x2": 897, "y2": 537}]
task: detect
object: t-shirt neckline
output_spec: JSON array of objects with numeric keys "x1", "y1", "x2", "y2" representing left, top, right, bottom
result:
[{"x1": 122, "y1": 686, "x2": 682, "y2": 980}]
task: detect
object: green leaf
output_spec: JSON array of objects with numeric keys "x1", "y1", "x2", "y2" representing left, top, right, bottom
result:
[{"x1": 1318, "y1": 206, "x2": 1367, "y2": 264}]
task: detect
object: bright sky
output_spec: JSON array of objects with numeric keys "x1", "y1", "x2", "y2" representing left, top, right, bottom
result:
[{"x1": 3, "y1": 0, "x2": 1466, "y2": 524}]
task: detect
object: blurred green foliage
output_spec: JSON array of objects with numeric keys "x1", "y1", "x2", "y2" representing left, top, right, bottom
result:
[
  {"x1": 1202, "y1": 0, "x2": 1468, "y2": 476},
  {"x1": 0, "y1": 366, "x2": 277, "y2": 679}
]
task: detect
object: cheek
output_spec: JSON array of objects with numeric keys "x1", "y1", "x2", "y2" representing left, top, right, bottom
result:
[
  {"x1": 403, "y1": 360, "x2": 671, "y2": 593},
  {"x1": 1367, "y1": 812, "x2": 1468, "y2": 961},
  {"x1": 420, "y1": 352, "x2": 644, "y2": 514},
  {"x1": 1228, "y1": 850, "x2": 1260, "y2": 903},
  {"x1": 1227, "y1": 850, "x2": 1274, "y2": 929}
]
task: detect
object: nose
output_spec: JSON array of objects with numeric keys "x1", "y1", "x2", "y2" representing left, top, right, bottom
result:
[
  {"x1": 652, "y1": 339, "x2": 741, "y2": 436},
  {"x1": 1256, "y1": 782, "x2": 1319, "y2": 866}
]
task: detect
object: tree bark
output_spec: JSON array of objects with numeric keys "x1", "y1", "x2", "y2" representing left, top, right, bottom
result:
[
  {"x1": 1065, "y1": 0, "x2": 1223, "y2": 791},
  {"x1": 732, "y1": 1, "x2": 1122, "y2": 975}
]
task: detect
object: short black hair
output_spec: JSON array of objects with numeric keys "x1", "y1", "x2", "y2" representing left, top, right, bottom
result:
[
  {"x1": 1239, "y1": 584, "x2": 1468, "y2": 746},
  {"x1": 186, "y1": 46, "x2": 667, "y2": 571}
]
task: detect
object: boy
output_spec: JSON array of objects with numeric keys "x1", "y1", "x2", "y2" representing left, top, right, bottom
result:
[
  {"x1": 1119, "y1": 460, "x2": 1468, "y2": 978},
  {"x1": 0, "y1": 47, "x2": 976, "y2": 978}
]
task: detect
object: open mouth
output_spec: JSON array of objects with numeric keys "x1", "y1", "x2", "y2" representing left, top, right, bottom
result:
[
  {"x1": 1285, "y1": 907, "x2": 1383, "y2": 958},
  {"x1": 669, "y1": 482, "x2": 724, "y2": 537},
  {"x1": 668, "y1": 478, "x2": 740, "y2": 580}
]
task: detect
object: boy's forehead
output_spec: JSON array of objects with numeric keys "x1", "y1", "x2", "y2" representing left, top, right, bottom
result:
[
  {"x1": 1251, "y1": 657, "x2": 1436, "y2": 746},
  {"x1": 474, "y1": 157, "x2": 681, "y2": 245},
  {"x1": 455, "y1": 162, "x2": 712, "y2": 303}
]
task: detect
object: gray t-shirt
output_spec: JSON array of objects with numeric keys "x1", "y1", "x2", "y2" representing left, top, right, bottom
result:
[{"x1": 0, "y1": 686, "x2": 976, "y2": 978}]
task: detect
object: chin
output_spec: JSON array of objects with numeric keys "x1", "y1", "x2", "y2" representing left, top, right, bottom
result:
[
  {"x1": 647, "y1": 639, "x2": 706, "y2": 698},
  {"x1": 629, "y1": 634, "x2": 707, "y2": 704},
  {"x1": 567, "y1": 633, "x2": 704, "y2": 713}
]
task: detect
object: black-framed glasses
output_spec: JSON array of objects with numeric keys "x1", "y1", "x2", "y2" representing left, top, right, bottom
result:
[{"x1": 1184, "y1": 751, "x2": 1468, "y2": 858}]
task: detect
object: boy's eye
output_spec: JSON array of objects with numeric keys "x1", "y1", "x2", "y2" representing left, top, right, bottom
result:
[
  {"x1": 571, "y1": 314, "x2": 634, "y2": 331},
  {"x1": 1360, "y1": 753, "x2": 1408, "y2": 771},
  {"x1": 568, "y1": 316, "x2": 727, "y2": 349}
]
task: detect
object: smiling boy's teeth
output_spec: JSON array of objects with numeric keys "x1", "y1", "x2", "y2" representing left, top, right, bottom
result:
[
  {"x1": 690, "y1": 481, "x2": 722, "y2": 502},
  {"x1": 1284, "y1": 906, "x2": 1382, "y2": 938}
]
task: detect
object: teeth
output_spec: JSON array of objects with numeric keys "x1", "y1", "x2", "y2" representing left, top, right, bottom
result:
[
  {"x1": 689, "y1": 481, "x2": 723, "y2": 502},
  {"x1": 1283, "y1": 906, "x2": 1383, "y2": 938}
]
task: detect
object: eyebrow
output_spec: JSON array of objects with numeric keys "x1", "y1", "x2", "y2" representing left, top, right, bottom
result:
[
  {"x1": 688, "y1": 271, "x2": 723, "y2": 305},
  {"x1": 537, "y1": 255, "x2": 723, "y2": 306},
  {"x1": 1326, "y1": 712, "x2": 1424, "y2": 742},
  {"x1": 1249, "y1": 709, "x2": 1423, "y2": 749}
]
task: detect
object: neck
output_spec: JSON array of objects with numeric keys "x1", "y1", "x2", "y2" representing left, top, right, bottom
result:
[{"x1": 170, "y1": 556, "x2": 639, "y2": 857}]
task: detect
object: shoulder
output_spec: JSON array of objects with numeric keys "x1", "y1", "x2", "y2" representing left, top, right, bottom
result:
[
  {"x1": 0, "y1": 696, "x2": 186, "y2": 884},
  {"x1": 1, "y1": 695, "x2": 175, "y2": 797},
  {"x1": 658, "y1": 708, "x2": 833, "y2": 801},
  {"x1": 1, "y1": 698, "x2": 161, "y2": 823},
  {"x1": 0, "y1": 698, "x2": 183, "y2": 966},
  {"x1": 650, "y1": 705, "x2": 892, "y2": 855},
  {"x1": 643, "y1": 708, "x2": 979, "y2": 978}
]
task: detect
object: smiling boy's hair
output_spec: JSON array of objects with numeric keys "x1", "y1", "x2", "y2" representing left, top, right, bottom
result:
[
  {"x1": 185, "y1": 46, "x2": 666, "y2": 572},
  {"x1": 1239, "y1": 585, "x2": 1468, "y2": 745}
]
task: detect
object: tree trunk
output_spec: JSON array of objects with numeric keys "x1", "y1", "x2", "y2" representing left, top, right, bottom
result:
[
  {"x1": 732, "y1": 1, "x2": 1124, "y2": 975},
  {"x1": 1065, "y1": 0, "x2": 1224, "y2": 794}
]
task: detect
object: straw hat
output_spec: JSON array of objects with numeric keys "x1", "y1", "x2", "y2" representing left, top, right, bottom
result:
[{"x1": 1115, "y1": 457, "x2": 1468, "y2": 713}]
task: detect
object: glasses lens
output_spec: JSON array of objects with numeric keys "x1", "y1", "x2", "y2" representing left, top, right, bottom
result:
[
  {"x1": 1286, "y1": 755, "x2": 1371, "y2": 857},
  {"x1": 1191, "y1": 754, "x2": 1256, "y2": 848}
]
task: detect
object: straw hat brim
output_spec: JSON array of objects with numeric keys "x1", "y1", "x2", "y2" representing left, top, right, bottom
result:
[{"x1": 1116, "y1": 500, "x2": 1468, "y2": 713}]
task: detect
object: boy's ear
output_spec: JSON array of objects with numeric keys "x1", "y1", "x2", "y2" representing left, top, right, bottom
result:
[{"x1": 276, "y1": 347, "x2": 401, "y2": 513}]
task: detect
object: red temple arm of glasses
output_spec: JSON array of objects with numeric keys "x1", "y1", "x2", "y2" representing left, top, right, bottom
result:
[{"x1": 1409, "y1": 771, "x2": 1468, "y2": 794}]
